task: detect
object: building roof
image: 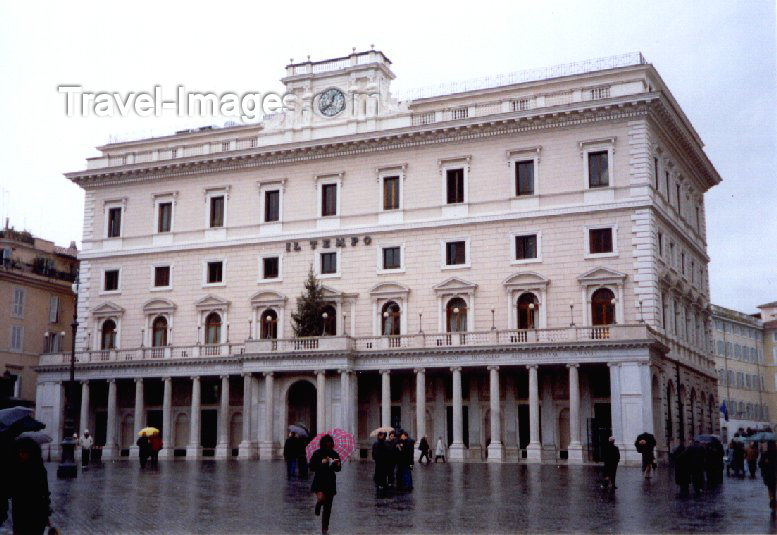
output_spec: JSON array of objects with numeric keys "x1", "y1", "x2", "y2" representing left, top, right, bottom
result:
[
  {"x1": 758, "y1": 301, "x2": 777, "y2": 309},
  {"x1": 711, "y1": 304, "x2": 763, "y2": 327}
]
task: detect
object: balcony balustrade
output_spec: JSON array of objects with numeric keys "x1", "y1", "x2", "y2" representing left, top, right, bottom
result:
[{"x1": 38, "y1": 324, "x2": 657, "y2": 366}]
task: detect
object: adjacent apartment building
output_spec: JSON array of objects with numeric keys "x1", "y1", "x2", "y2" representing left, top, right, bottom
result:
[
  {"x1": 35, "y1": 50, "x2": 721, "y2": 463},
  {"x1": 758, "y1": 301, "x2": 777, "y2": 430},
  {"x1": 1, "y1": 223, "x2": 78, "y2": 405}
]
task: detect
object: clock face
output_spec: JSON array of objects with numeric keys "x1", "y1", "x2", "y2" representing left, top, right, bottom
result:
[{"x1": 318, "y1": 88, "x2": 346, "y2": 117}]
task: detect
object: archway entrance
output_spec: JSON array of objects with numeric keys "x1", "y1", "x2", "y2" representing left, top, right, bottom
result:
[{"x1": 288, "y1": 380, "x2": 317, "y2": 436}]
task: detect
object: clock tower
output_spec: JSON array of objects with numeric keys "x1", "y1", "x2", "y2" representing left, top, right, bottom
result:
[{"x1": 280, "y1": 48, "x2": 398, "y2": 130}]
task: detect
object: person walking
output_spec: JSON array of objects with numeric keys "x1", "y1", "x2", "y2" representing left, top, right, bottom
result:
[
  {"x1": 386, "y1": 431, "x2": 397, "y2": 487},
  {"x1": 731, "y1": 439, "x2": 746, "y2": 477},
  {"x1": 746, "y1": 441, "x2": 759, "y2": 479},
  {"x1": 686, "y1": 439, "x2": 706, "y2": 496},
  {"x1": 418, "y1": 437, "x2": 431, "y2": 465},
  {"x1": 284, "y1": 432, "x2": 299, "y2": 479},
  {"x1": 434, "y1": 436, "x2": 446, "y2": 463},
  {"x1": 372, "y1": 431, "x2": 389, "y2": 489},
  {"x1": 602, "y1": 436, "x2": 620, "y2": 492},
  {"x1": 79, "y1": 429, "x2": 94, "y2": 467},
  {"x1": 0, "y1": 438, "x2": 51, "y2": 535},
  {"x1": 704, "y1": 439, "x2": 725, "y2": 487},
  {"x1": 395, "y1": 432, "x2": 414, "y2": 491},
  {"x1": 298, "y1": 434, "x2": 310, "y2": 480},
  {"x1": 136, "y1": 434, "x2": 151, "y2": 468},
  {"x1": 635, "y1": 432, "x2": 657, "y2": 479},
  {"x1": 149, "y1": 431, "x2": 163, "y2": 467},
  {"x1": 759, "y1": 440, "x2": 777, "y2": 511},
  {"x1": 309, "y1": 434, "x2": 341, "y2": 535},
  {"x1": 673, "y1": 441, "x2": 691, "y2": 497}
]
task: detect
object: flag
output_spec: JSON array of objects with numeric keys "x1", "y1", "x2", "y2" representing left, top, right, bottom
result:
[{"x1": 720, "y1": 401, "x2": 729, "y2": 422}]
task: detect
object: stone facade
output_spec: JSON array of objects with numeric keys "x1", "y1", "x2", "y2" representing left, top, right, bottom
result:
[{"x1": 35, "y1": 51, "x2": 720, "y2": 464}]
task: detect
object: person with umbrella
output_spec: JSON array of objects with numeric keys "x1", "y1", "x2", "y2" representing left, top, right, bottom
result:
[
  {"x1": 0, "y1": 437, "x2": 51, "y2": 535},
  {"x1": 284, "y1": 431, "x2": 299, "y2": 479},
  {"x1": 79, "y1": 429, "x2": 94, "y2": 467},
  {"x1": 395, "y1": 431, "x2": 414, "y2": 491},
  {"x1": 137, "y1": 434, "x2": 151, "y2": 468},
  {"x1": 634, "y1": 432, "x2": 657, "y2": 479},
  {"x1": 309, "y1": 434, "x2": 341, "y2": 535},
  {"x1": 601, "y1": 436, "x2": 620, "y2": 492},
  {"x1": 372, "y1": 431, "x2": 389, "y2": 490},
  {"x1": 759, "y1": 440, "x2": 777, "y2": 510}
]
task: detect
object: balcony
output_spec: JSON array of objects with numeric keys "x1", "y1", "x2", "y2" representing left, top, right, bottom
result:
[{"x1": 38, "y1": 324, "x2": 658, "y2": 366}]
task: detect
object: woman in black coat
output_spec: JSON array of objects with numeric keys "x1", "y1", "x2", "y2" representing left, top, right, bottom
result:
[
  {"x1": 759, "y1": 440, "x2": 777, "y2": 510},
  {"x1": 2, "y1": 438, "x2": 51, "y2": 535},
  {"x1": 309, "y1": 435, "x2": 341, "y2": 535}
]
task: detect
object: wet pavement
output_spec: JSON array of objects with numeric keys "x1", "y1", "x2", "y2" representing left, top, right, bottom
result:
[{"x1": 3, "y1": 460, "x2": 777, "y2": 534}]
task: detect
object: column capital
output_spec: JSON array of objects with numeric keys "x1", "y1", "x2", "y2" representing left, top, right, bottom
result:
[
  {"x1": 487, "y1": 365, "x2": 499, "y2": 372},
  {"x1": 337, "y1": 369, "x2": 350, "y2": 375},
  {"x1": 450, "y1": 366, "x2": 462, "y2": 373},
  {"x1": 263, "y1": 371, "x2": 274, "y2": 378},
  {"x1": 107, "y1": 378, "x2": 116, "y2": 384},
  {"x1": 242, "y1": 372, "x2": 251, "y2": 378},
  {"x1": 162, "y1": 376, "x2": 172, "y2": 382},
  {"x1": 315, "y1": 370, "x2": 326, "y2": 376},
  {"x1": 190, "y1": 375, "x2": 200, "y2": 382},
  {"x1": 526, "y1": 364, "x2": 538, "y2": 371},
  {"x1": 134, "y1": 377, "x2": 143, "y2": 383},
  {"x1": 413, "y1": 367, "x2": 425, "y2": 374},
  {"x1": 379, "y1": 369, "x2": 391, "y2": 375},
  {"x1": 566, "y1": 363, "x2": 580, "y2": 369},
  {"x1": 607, "y1": 362, "x2": 621, "y2": 369},
  {"x1": 80, "y1": 380, "x2": 89, "y2": 386},
  {"x1": 220, "y1": 374, "x2": 229, "y2": 380}
]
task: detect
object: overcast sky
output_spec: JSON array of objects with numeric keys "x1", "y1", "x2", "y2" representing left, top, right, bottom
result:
[{"x1": 0, "y1": 0, "x2": 774, "y2": 314}]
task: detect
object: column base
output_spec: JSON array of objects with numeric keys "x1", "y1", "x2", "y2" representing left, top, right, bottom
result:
[
  {"x1": 541, "y1": 444, "x2": 557, "y2": 461},
  {"x1": 525, "y1": 442, "x2": 542, "y2": 463},
  {"x1": 504, "y1": 445, "x2": 520, "y2": 462},
  {"x1": 158, "y1": 447, "x2": 174, "y2": 460},
  {"x1": 487, "y1": 441, "x2": 504, "y2": 463},
  {"x1": 102, "y1": 444, "x2": 119, "y2": 461},
  {"x1": 258, "y1": 442, "x2": 275, "y2": 460},
  {"x1": 129, "y1": 446, "x2": 139, "y2": 458},
  {"x1": 448, "y1": 442, "x2": 466, "y2": 461},
  {"x1": 238, "y1": 441, "x2": 257, "y2": 459},
  {"x1": 186, "y1": 446, "x2": 202, "y2": 460},
  {"x1": 567, "y1": 442, "x2": 584, "y2": 463},
  {"x1": 215, "y1": 444, "x2": 230, "y2": 459}
]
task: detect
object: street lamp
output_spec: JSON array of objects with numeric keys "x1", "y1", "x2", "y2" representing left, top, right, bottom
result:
[
  {"x1": 528, "y1": 302, "x2": 535, "y2": 329},
  {"x1": 342, "y1": 312, "x2": 347, "y2": 336},
  {"x1": 57, "y1": 273, "x2": 79, "y2": 478},
  {"x1": 569, "y1": 302, "x2": 575, "y2": 327},
  {"x1": 637, "y1": 300, "x2": 644, "y2": 323},
  {"x1": 418, "y1": 312, "x2": 423, "y2": 334},
  {"x1": 611, "y1": 297, "x2": 617, "y2": 325},
  {"x1": 248, "y1": 318, "x2": 253, "y2": 340},
  {"x1": 322, "y1": 312, "x2": 328, "y2": 336},
  {"x1": 490, "y1": 309, "x2": 495, "y2": 331},
  {"x1": 265, "y1": 315, "x2": 273, "y2": 339},
  {"x1": 452, "y1": 307, "x2": 460, "y2": 332}
]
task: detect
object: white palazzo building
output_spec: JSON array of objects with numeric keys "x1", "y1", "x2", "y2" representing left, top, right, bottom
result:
[{"x1": 36, "y1": 50, "x2": 721, "y2": 464}]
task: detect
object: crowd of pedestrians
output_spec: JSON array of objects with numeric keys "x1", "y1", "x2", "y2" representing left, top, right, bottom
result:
[
  {"x1": 284, "y1": 431, "x2": 311, "y2": 479},
  {"x1": 371, "y1": 430, "x2": 417, "y2": 492}
]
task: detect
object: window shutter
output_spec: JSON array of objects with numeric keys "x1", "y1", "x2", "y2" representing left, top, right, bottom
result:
[{"x1": 49, "y1": 296, "x2": 60, "y2": 323}]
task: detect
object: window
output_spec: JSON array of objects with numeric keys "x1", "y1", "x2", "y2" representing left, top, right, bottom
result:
[
  {"x1": 11, "y1": 288, "x2": 24, "y2": 317},
  {"x1": 517, "y1": 292, "x2": 539, "y2": 329},
  {"x1": 382, "y1": 247, "x2": 401, "y2": 270},
  {"x1": 665, "y1": 172, "x2": 671, "y2": 201},
  {"x1": 321, "y1": 304, "x2": 337, "y2": 335},
  {"x1": 445, "y1": 241, "x2": 466, "y2": 266},
  {"x1": 515, "y1": 160, "x2": 534, "y2": 196},
  {"x1": 209, "y1": 196, "x2": 224, "y2": 228},
  {"x1": 591, "y1": 288, "x2": 616, "y2": 326},
  {"x1": 101, "y1": 319, "x2": 116, "y2": 350},
  {"x1": 587, "y1": 151, "x2": 609, "y2": 188},
  {"x1": 152, "y1": 316, "x2": 168, "y2": 347},
  {"x1": 206, "y1": 261, "x2": 223, "y2": 284},
  {"x1": 107, "y1": 207, "x2": 122, "y2": 238},
  {"x1": 10, "y1": 325, "x2": 22, "y2": 352},
  {"x1": 676, "y1": 184, "x2": 682, "y2": 212},
  {"x1": 260, "y1": 309, "x2": 278, "y2": 339},
  {"x1": 717, "y1": 340, "x2": 724, "y2": 355},
  {"x1": 654, "y1": 157, "x2": 659, "y2": 191},
  {"x1": 381, "y1": 301, "x2": 401, "y2": 336},
  {"x1": 695, "y1": 206, "x2": 701, "y2": 230},
  {"x1": 154, "y1": 266, "x2": 171, "y2": 288},
  {"x1": 49, "y1": 296, "x2": 60, "y2": 323},
  {"x1": 669, "y1": 242, "x2": 675, "y2": 266},
  {"x1": 263, "y1": 257, "x2": 279, "y2": 279},
  {"x1": 157, "y1": 202, "x2": 172, "y2": 233},
  {"x1": 320, "y1": 252, "x2": 337, "y2": 275},
  {"x1": 681, "y1": 252, "x2": 685, "y2": 275},
  {"x1": 383, "y1": 176, "x2": 400, "y2": 210},
  {"x1": 45, "y1": 332, "x2": 61, "y2": 353},
  {"x1": 205, "y1": 312, "x2": 221, "y2": 344},
  {"x1": 321, "y1": 184, "x2": 337, "y2": 217},
  {"x1": 446, "y1": 298, "x2": 468, "y2": 333},
  {"x1": 264, "y1": 190, "x2": 280, "y2": 222},
  {"x1": 657, "y1": 232, "x2": 663, "y2": 256},
  {"x1": 104, "y1": 270, "x2": 120, "y2": 292},
  {"x1": 446, "y1": 168, "x2": 465, "y2": 204},
  {"x1": 589, "y1": 228, "x2": 613, "y2": 254},
  {"x1": 516, "y1": 234, "x2": 538, "y2": 261}
]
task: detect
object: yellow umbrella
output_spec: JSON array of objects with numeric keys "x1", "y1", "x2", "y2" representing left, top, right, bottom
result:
[
  {"x1": 369, "y1": 426, "x2": 394, "y2": 437},
  {"x1": 138, "y1": 427, "x2": 160, "y2": 437}
]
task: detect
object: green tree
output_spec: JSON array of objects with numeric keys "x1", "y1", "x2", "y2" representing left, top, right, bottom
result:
[{"x1": 291, "y1": 267, "x2": 326, "y2": 337}]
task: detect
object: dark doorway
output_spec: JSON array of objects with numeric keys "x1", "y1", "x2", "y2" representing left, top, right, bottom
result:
[
  {"x1": 446, "y1": 406, "x2": 469, "y2": 447},
  {"x1": 201, "y1": 409, "x2": 218, "y2": 451},
  {"x1": 146, "y1": 410, "x2": 163, "y2": 434},
  {"x1": 518, "y1": 405, "x2": 530, "y2": 449},
  {"x1": 288, "y1": 381, "x2": 317, "y2": 436},
  {"x1": 587, "y1": 403, "x2": 612, "y2": 462},
  {"x1": 94, "y1": 412, "x2": 107, "y2": 446},
  {"x1": 391, "y1": 406, "x2": 402, "y2": 431}
]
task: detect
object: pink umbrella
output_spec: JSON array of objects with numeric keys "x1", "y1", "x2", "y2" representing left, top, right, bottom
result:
[{"x1": 305, "y1": 428, "x2": 355, "y2": 462}]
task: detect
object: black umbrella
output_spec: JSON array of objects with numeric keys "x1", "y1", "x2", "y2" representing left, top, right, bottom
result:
[
  {"x1": 635, "y1": 432, "x2": 656, "y2": 453},
  {"x1": 0, "y1": 407, "x2": 45, "y2": 435}
]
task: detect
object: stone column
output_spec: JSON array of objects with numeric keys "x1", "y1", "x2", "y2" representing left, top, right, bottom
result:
[
  {"x1": 216, "y1": 375, "x2": 230, "y2": 459},
  {"x1": 339, "y1": 370, "x2": 350, "y2": 434},
  {"x1": 415, "y1": 368, "x2": 426, "y2": 449},
  {"x1": 449, "y1": 366, "x2": 465, "y2": 461},
  {"x1": 187, "y1": 376, "x2": 202, "y2": 459},
  {"x1": 130, "y1": 378, "x2": 144, "y2": 457},
  {"x1": 380, "y1": 370, "x2": 391, "y2": 428},
  {"x1": 640, "y1": 363, "x2": 654, "y2": 434},
  {"x1": 79, "y1": 380, "x2": 90, "y2": 437},
  {"x1": 526, "y1": 365, "x2": 541, "y2": 462},
  {"x1": 487, "y1": 366, "x2": 504, "y2": 462},
  {"x1": 609, "y1": 363, "x2": 623, "y2": 446},
  {"x1": 238, "y1": 373, "x2": 255, "y2": 458},
  {"x1": 567, "y1": 364, "x2": 583, "y2": 463},
  {"x1": 159, "y1": 376, "x2": 173, "y2": 459},
  {"x1": 316, "y1": 370, "x2": 326, "y2": 433},
  {"x1": 259, "y1": 372, "x2": 274, "y2": 460},
  {"x1": 103, "y1": 379, "x2": 118, "y2": 460}
]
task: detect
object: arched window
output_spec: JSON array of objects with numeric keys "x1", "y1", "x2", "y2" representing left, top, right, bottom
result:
[
  {"x1": 381, "y1": 301, "x2": 401, "y2": 336},
  {"x1": 152, "y1": 316, "x2": 168, "y2": 347},
  {"x1": 516, "y1": 292, "x2": 539, "y2": 329},
  {"x1": 446, "y1": 298, "x2": 468, "y2": 333},
  {"x1": 205, "y1": 312, "x2": 222, "y2": 344},
  {"x1": 261, "y1": 309, "x2": 278, "y2": 339},
  {"x1": 591, "y1": 288, "x2": 615, "y2": 326},
  {"x1": 321, "y1": 304, "x2": 337, "y2": 336},
  {"x1": 101, "y1": 319, "x2": 116, "y2": 350}
]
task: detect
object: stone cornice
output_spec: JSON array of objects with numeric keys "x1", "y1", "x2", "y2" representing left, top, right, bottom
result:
[{"x1": 67, "y1": 96, "x2": 658, "y2": 188}]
